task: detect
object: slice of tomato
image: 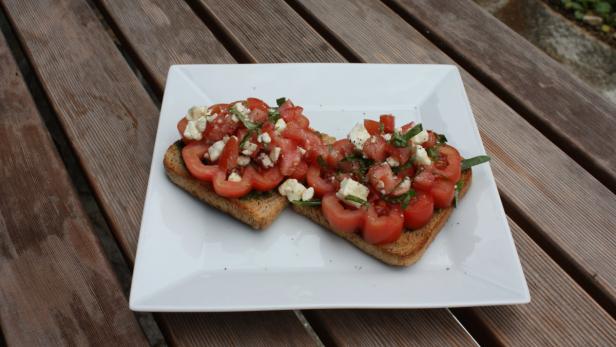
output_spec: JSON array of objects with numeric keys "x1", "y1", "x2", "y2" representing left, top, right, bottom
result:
[
  {"x1": 246, "y1": 97, "x2": 269, "y2": 112},
  {"x1": 364, "y1": 119, "x2": 381, "y2": 135},
  {"x1": 307, "y1": 163, "x2": 336, "y2": 197},
  {"x1": 212, "y1": 170, "x2": 253, "y2": 198},
  {"x1": 218, "y1": 136, "x2": 239, "y2": 172},
  {"x1": 322, "y1": 194, "x2": 366, "y2": 233},
  {"x1": 431, "y1": 178, "x2": 455, "y2": 208},
  {"x1": 327, "y1": 139, "x2": 355, "y2": 167},
  {"x1": 403, "y1": 192, "x2": 434, "y2": 229},
  {"x1": 181, "y1": 141, "x2": 220, "y2": 181},
  {"x1": 367, "y1": 163, "x2": 400, "y2": 194},
  {"x1": 379, "y1": 114, "x2": 395, "y2": 133},
  {"x1": 246, "y1": 166, "x2": 283, "y2": 191},
  {"x1": 289, "y1": 161, "x2": 309, "y2": 180},
  {"x1": 363, "y1": 205, "x2": 403, "y2": 244},
  {"x1": 362, "y1": 135, "x2": 388, "y2": 162},
  {"x1": 422, "y1": 131, "x2": 437, "y2": 148},
  {"x1": 432, "y1": 145, "x2": 462, "y2": 182},
  {"x1": 412, "y1": 170, "x2": 435, "y2": 192}
]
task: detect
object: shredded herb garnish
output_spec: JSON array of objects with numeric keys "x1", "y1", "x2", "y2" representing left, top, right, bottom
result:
[
  {"x1": 344, "y1": 194, "x2": 368, "y2": 206},
  {"x1": 383, "y1": 189, "x2": 416, "y2": 209},
  {"x1": 436, "y1": 133, "x2": 448, "y2": 144},
  {"x1": 341, "y1": 154, "x2": 374, "y2": 177},
  {"x1": 276, "y1": 97, "x2": 287, "y2": 106},
  {"x1": 268, "y1": 108, "x2": 280, "y2": 123},
  {"x1": 229, "y1": 106, "x2": 259, "y2": 130},
  {"x1": 427, "y1": 146, "x2": 441, "y2": 161},
  {"x1": 390, "y1": 123, "x2": 423, "y2": 147},
  {"x1": 291, "y1": 199, "x2": 321, "y2": 207},
  {"x1": 461, "y1": 155, "x2": 491, "y2": 171},
  {"x1": 392, "y1": 159, "x2": 414, "y2": 174},
  {"x1": 239, "y1": 129, "x2": 255, "y2": 148},
  {"x1": 453, "y1": 180, "x2": 465, "y2": 207}
]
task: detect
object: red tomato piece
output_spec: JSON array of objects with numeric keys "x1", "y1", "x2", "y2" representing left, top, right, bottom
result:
[
  {"x1": 278, "y1": 99, "x2": 294, "y2": 113},
  {"x1": 279, "y1": 141, "x2": 302, "y2": 176},
  {"x1": 293, "y1": 114, "x2": 310, "y2": 128},
  {"x1": 367, "y1": 163, "x2": 400, "y2": 194},
  {"x1": 431, "y1": 178, "x2": 455, "y2": 208},
  {"x1": 363, "y1": 205, "x2": 404, "y2": 244},
  {"x1": 250, "y1": 108, "x2": 268, "y2": 123},
  {"x1": 204, "y1": 113, "x2": 239, "y2": 142},
  {"x1": 322, "y1": 194, "x2": 366, "y2": 233},
  {"x1": 364, "y1": 119, "x2": 381, "y2": 135},
  {"x1": 181, "y1": 141, "x2": 220, "y2": 181},
  {"x1": 422, "y1": 131, "x2": 437, "y2": 148},
  {"x1": 379, "y1": 115, "x2": 395, "y2": 133},
  {"x1": 403, "y1": 192, "x2": 434, "y2": 229},
  {"x1": 289, "y1": 161, "x2": 309, "y2": 180},
  {"x1": 432, "y1": 145, "x2": 462, "y2": 182},
  {"x1": 306, "y1": 163, "x2": 337, "y2": 197},
  {"x1": 209, "y1": 103, "x2": 229, "y2": 117},
  {"x1": 327, "y1": 139, "x2": 355, "y2": 167},
  {"x1": 217, "y1": 136, "x2": 239, "y2": 171},
  {"x1": 412, "y1": 170, "x2": 435, "y2": 192},
  {"x1": 281, "y1": 106, "x2": 303, "y2": 122},
  {"x1": 246, "y1": 166, "x2": 284, "y2": 191},
  {"x1": 362, "y1": 135, "x2": 388, "y2": 162},
  {"x1": 212, "y1": 170, "x2": 253, "y2": 198},
  {"x1": 387, "y1": 145, "x2": 413, "y2": 165},
  {"x1": 400, "y1": 121, "x2": 415, "y2": 134},
  {"x1": 246, "y1": 97, "x2": 269, "y2": 112}
]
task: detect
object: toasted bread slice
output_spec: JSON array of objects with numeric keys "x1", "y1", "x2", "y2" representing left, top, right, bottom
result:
[
  {"x1": 164, "y1": 141, "x2": 287, "y2": 229},
  {"x1": 292, "y1": 169, "x2": 472, "y2": 266}
]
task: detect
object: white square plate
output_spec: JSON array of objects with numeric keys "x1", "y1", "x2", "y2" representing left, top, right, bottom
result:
[{"x1": 130, "y1": 64, "x2": 529, "y2": 311}]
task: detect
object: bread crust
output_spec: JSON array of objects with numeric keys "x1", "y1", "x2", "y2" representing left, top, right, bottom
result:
[
  {"x1": 291, "y1": 170, "x2": 472, "y2": 266},
  {"x1": 163, "y1": 142, "x2": 288, "y2": 229}
]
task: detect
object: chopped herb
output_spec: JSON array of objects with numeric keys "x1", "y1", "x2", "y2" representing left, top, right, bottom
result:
[
  {"x1": 239, "y1": 129, "x2": 255, "y2": 148},
  {"x1": 344, "y1": 194, "x2": 368, "y2": 206},
  {"x1": 268, "y1": 108, "x2": 280, "y2": 123},
  {"x1": 291, "y1": 199, "x2": 321, "y2": 207},
  {"x1": 229, "y1": 106, "x2": 259, "y2": 130},
  {"x1": 276, "y1": 97, "x2": 287, "y2": 106},
  {"x1": 461, "y1": 155, "x2": 491, "y2": 171},
  {"x1": 390, "y1": 123, "x2": 423, "y2": 147},
  {"x1": 436, "y1": 133, "x2": 448, "y2": 144},
  {"x1": 453, "y1": 180, "x2": 465, "y2": 207},
  {"x1": 317, "y1": 155, "x2": 328, "y2": 169},
  {"x1": 427, "y1": 146, "x2": 441, "y2": 161},
  {"x1": 392, "y1": 159, "x2": 414, "y2": 174},
  {"x1": 383, "y1": 189, "x2": 416, "y2": 209},
  {"x1": 342, "y1": 154, "x2": 374, "y2": 177}
]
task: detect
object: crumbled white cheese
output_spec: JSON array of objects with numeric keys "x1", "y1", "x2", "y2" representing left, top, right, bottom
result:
[
  {"x1": 302, "y1": 187, "x2": 315, "y2": 201},
  {"x1": 336, "y1": 178, "x2": 370, "y2": 208},
  {"x1": 206, "y1": 113, "x2": 218, "y2": 122},
  {"x1": 232, "y1": 102, "x2": 250, "y2": 115},
  {"x1": 411, "y1": 129, "x2": 429, "y2": 145},
  {"x1": 230, "y1": 113, "x2": 239, "y2": 122},
  {"x1": 257, "y1": 132, "x2": 271, "y2": 144},
  {"x1": 392, "y1": 177, "x2": 411, "y2": 196},
  {"x1": 187, "y1": 106, "x2": 208, "y2": 120},
  {"x1": 269, "y1": 146, "x2": 281, "y2": 162},
  {"x1": 237, "y1": 155, "x2": 251, "y2": 166},
  {"x1": 298, "y1": 147, "x2": 307, "y2": 155},
  {"x1": 183, "y1": 106, "x2": 208, "y2": 140},
  {"x1": 347, "y1": 123, "x2": 371, "y2": 151},
  {"x1": 241, "y1": 142, "x2": 257, "y2": 156},
  {"x1": 208, "y1": 139, "x2": 226, "y2": 162},
  {"x1": 228, "y1": 172, "x2": 242, "y2": 182},
  {"x1": 376, "y1": 180, "x2": 386, "y2": 195},
  {"x1": 274, "y1": 118, "x2": 287, "y2": 132},
  {"x1": 385, "y1": 157, "x2": 400, "y2": 167},
  {"x1": 414, "y1": 145, "x2": 432, "y2": 165},
  {"x1": 383, "y1": 133, "x2": 392, "y2": 141},
  {"x1": 278, "y1": 179, "x2": 308, "y2": 202},
  {"x1": 259, "y1": 153, "x2": 274, "y2": 168}
]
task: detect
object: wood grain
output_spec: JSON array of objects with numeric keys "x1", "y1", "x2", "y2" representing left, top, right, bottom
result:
[
  {"x1": 297, "y1": 0, "x2": 616, "y2": 309},
  {"x1": 96, "y1": 0, "x2": 477, "y2": 345},
  {"x1": 304, "y1": 310, "x2": 476, "y2": 346},
  {"x1": 389, "y1": 0, "x2": 616, "y2": 189},
  {"x1": 0, "y1": 0, "x2": 316, "y2": 345},
  {"x1": 0, "y1": 31, "x2": 147, "y2": 346},
  {"x1": 465, "y1": 218, "x2": 616, "y2": 346}
]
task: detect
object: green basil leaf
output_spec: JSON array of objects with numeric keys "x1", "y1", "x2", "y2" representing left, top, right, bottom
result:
[
  {"x1": 453, "y1": 179, "x2": 465, "y2": 208},
  {"x1": 427, "y1": 146, "x2": 440, "y2": 161},
  {"x1": 276, "y1": 97, "x2": 287, "y2": 106},
  {"x1": 268, "y1": 108, "x2": 280, "y2": 123},
  {"x1": 239, "y1": 129, "x2": 255, "y2": 148},
  {"x1": 345, "y1": 194, "x2": 368, "y2": 206},
  {"x1": 437, "y1": 133, "x2": 447, "y2": 144},
  {"x1": 291, "y1": 199, "x2": 321, "y2": 207},
  {"x1": 461, "y1": 155, "x2": 491, "y2": 171},
  {"x1": 390, "y1": 123, "x2": 423, "y2": 148},
  {"x1": 229, "y1": 106, "x2": 259, "y2": 130}
]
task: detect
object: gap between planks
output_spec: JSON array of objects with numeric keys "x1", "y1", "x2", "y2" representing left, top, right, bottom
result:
[
  {"x1": 379, "y1": 0, "x2": 616, "y2": 195},
  {"x1": 0, "y1": 4, "x2": 167, "y2": 346},
  {"x1": 284, "y1": 0, "x2": 616, "y2": 319}
]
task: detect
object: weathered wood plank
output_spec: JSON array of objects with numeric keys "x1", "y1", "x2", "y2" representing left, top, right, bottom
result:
[
  {"x1": 304, "y1": 310, "x2": 476, "y2": 346},
  {"x1": 465, "y1": 218, "x2": 616, "y2": 346},
  {"x1": 296, "y1": 0, "x2": 616, "y2": 310},
  {"x1": 390, "y1": 0, "x2": 616, "y2": 189},
  {"x1": 93, "y1": 0, "x2": 475, "y2": 344},
  {"x1": 0, "y1": 31, "x2": 148, "y2": 347},
  {"x1": 1, "y1": 0, "x2": 316, "y2": 345}
]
